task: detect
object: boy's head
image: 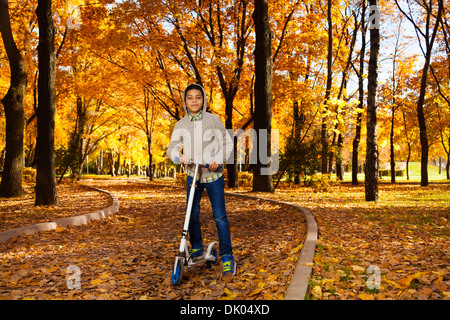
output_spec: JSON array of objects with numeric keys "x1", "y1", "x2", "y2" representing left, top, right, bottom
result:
[{"x1": 183, "y1": 84, "x2": 206, "y2": 115}]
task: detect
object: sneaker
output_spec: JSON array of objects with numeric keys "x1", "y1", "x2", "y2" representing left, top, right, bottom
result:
[
  {"x1": 189, "y1": 247, "x2": 203, "y2": 260},
  {"x1": 222, "y1": 254, "x2": 236, "y2": 277}
]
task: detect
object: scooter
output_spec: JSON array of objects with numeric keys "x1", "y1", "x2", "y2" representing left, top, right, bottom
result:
[{"x1": 171, "y1": 157, "x2": 221, "y2": 286}]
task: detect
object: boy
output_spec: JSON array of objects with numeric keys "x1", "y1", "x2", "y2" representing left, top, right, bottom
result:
[{"x1": 167, "y1": 83, "x2": 236, "y2": 278}]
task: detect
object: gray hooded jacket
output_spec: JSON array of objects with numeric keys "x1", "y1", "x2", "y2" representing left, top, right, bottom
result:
[{"x1": 166, "y1": 84, "x2": 233, "y2": 181}]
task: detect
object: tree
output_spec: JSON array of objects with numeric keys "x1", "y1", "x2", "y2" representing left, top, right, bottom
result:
[
  {"x1": 429, "y1": 1, "x2": 450, "y2": 179},
  {"x1": 388, "y1": 17, "x2": 405, "y2": 183},
  {"x1": 378, "y1": 45, "x2": 419, "y2": 183},
  {"x1": 327, "y1": 3, "x2": 360, "y2": 178},
  {"x1": 252, "y1": 0, "x2": 274, "y2": 192},
  {"x1": 394, "y1": 0, "x2": 444, "y2": 186},
  {"x1": 196, "y1": 0, "x2": 253, "y2": 187},
  {"x1": 365, "y1": 0, "x2": 380, "y2": 201},
  {"x1": 35, "y1": 0, "x2": 59, "y2": 205},
  {"x1": 165, "y1": 0, "x2": 254, "y2": 188},
  {"x1": 321, "y1": 0, "x2": 333, "y2": 175},
  {"x1": 352, "y1": 0, "x2": 367, "y2": 186},
  {"x1": 0, "y1": 0, "x2": 28, "y2": 197}
]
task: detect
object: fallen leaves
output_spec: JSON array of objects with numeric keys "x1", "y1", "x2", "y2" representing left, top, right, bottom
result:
[
  {"x1": 0, "y1": 181, "x2": 112, "y2": 232},
  {"x1": 2, "y1": 179, "x2": 448, "y2": 300},
  {"x1": 267, "y1": 183, "x2": 450, "y2": 300},
  {"x1": 0, "y1": 179, "x2": 306, "y2": 300}
]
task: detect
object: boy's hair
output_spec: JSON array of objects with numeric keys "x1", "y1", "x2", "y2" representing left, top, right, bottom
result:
[{"x1": 184, "y1": 83, "x2": 205, "y2": 102}]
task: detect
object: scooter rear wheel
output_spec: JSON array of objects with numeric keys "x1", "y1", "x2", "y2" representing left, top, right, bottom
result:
[{"x1": 206, "y1": 247, "x2": 218, "y2": 269}]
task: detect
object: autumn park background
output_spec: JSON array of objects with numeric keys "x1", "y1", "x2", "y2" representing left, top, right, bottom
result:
[{"x1": 0, "y1": 0, "x2": 449, "y2": 301}]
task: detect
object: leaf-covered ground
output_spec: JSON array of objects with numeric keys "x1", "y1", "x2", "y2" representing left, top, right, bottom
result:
[
  {"x1": 1, "y1": 178, "x2": 448, "y2": 300},
  {"x1": 0, "y1": 182, "x2": 112, "y2": 232},
  {"x1": 255, "y1": 182, "x2": 450, "y2": 300},
  {"x1": 0, "y1": 179, "x2": 305, "y2": 300}
]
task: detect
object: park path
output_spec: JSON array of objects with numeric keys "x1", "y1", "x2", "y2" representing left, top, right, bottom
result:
[{"x1": 0, "y1": 179, "x2": 306, "y2": 300}]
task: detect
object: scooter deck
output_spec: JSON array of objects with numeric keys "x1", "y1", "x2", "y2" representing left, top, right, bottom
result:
[{"x1": 187, "y1": 248, "x2": 218, "y2": 267}]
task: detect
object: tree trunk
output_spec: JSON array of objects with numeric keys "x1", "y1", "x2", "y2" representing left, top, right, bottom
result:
[
  {"x1": 35, "y1": 0, "x2": 59, "y2": 205},
  {"x1": 352, "y1": 0, "x2": 366, "y2": 186},
  {"x1": 365, "y1": 0, "x2": 380, "y2": 201},
  {"x1": 322, "y1": 0, "x2": 333, "y2": 174},
  {"x1": 402, "y1": 110, "x2": 411, "y2": 181},
  {"x1": 415, "y1": 0, "x2": 443, "y2": 186},
  {"x1": 75, "y1": 97, "x2": 87, "y2": 180},
  {"x1": 336, "y1": 133, "x2": 343, "y2": 180},
  {"x1": 390, "y1": 106, "x2": 396, "y2": 183},
  {"x1": 446, "y1": 142, "x2": 450, "y2": 180},
  {"x1": 148, "y1": 138, "x2": 154, "y2": 181},
  {"x1": 58, "y1": 96, "x2": 85, "y2": 183},
  {"x1": 225, "y1": 96, "x2": 239, "y2": 188},
  {"x1": 252, "y1": 0, "x2": 274, "y2": 193},
  {"x1": 0, "y1": 0, "x2": 27, "y2": 197}
]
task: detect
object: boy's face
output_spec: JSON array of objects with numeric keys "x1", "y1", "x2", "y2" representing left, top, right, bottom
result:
[{"x1": 185, "y1": 88, "x2": 203, "y2": 115}]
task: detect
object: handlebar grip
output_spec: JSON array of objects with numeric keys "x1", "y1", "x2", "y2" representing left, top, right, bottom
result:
[
  {"x1": 173, "y1": 156, "x2": 222, "y2": 172},
  {"x1": 205, "y1": 163, "x2": 222, "y2": 172}
]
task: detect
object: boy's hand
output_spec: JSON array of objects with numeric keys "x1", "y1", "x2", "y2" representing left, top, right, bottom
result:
[
  {"x1": 180, "y1": 155, "x2": 190, "y2": 164},
  {"x1": 208, "y1": 162, "x2": 219, "y2": 171}
]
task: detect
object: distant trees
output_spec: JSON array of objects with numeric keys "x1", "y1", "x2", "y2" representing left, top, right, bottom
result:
[
  {"x1": 394, "y1": 0, "x2": 444, "y2": 187},
  {"x1": 0, "y1": 0, "x2": 449, "y2": 203}
]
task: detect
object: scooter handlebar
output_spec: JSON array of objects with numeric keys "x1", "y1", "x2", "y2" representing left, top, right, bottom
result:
[{"x1": 173, "y1": 156, "x2": 222, "y2": 172}]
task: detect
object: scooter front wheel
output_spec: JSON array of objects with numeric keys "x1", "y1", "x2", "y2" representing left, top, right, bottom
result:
[{"x1": 171, "y1": 257, "x2": 184, "y2": 286}]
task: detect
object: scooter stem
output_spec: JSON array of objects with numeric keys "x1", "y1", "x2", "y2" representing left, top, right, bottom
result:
[{"x1": 178, "y1": 163, "x2": 200, "y2": 254}]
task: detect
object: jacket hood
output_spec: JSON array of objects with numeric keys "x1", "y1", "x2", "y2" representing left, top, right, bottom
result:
[{"x1": 182, "y1": 83, "x2": 207, "y2": 115}]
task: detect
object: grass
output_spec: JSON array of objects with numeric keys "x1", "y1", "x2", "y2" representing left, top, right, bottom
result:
[{"x1": 340, "y1": 162, "x2": 449, "y2": 183}]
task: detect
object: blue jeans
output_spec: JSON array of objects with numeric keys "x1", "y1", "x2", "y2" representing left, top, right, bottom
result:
[{"x1": 186, "y1": 175, "x2": 233, "y2": 257}]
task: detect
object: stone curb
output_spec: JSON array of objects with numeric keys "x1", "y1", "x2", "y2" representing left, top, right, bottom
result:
[
  {"x1": 0, "y1": 185, "x2": 119, "y2": 244},
  {"x1": 223, "y1": 192, "x2": 318, "y2": 300},
  {"x1": 139, "y1": 181, "x2": 318, "y2": 300}
]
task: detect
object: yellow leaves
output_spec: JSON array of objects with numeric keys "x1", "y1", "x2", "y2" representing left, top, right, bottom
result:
[
  {"x1": 247, "y1": 287, "x2": 264, "y2": 298},
  {"x1": 245, "y1": 282, "x2": 266, "y2": 298},
  {"x1": 350, "y1": 265, "x2": 365, "y2": 273},
  {"x1": 311, "y1": 285, "x2": 322, "y2": 299},
  {"x1": 55, "y1": 225, "x2": 66, "y2": 233},
  {"x1": 90, "y1": 272, "x2": 111, "y2": 286},
  {"x1": 3, "y1": 179, "x2": 447, "y2": 301},
  {"x1": 290, "y1": 243, "x2": 303, "y2": 254},
  {"x1": 321, "y1": 278, "x2": 336, "y2": 286},
  {"x1": 396, "y1": 272, "x2": 424, "y2": 287},
  {"x1": 357, "y1": 292, "x2": 374, "y2": 300},
  {"x1": 0, "y1": 180, "x2": 309, "y2": 300},
  {"x1": 222, "y1": 287, "x2": 238, "y2": 299},
  {"x1": 431, "y1": 270, "x2": 446, "y2": 284}
]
